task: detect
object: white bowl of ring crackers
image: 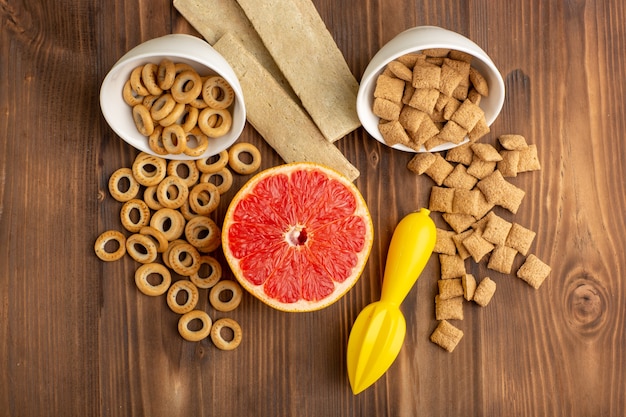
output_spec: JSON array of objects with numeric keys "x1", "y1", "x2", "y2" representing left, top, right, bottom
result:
[
  {"x1": 356, "y1": 26, "x2": 505, "y2": 153},
  {"x1": 100, "y1": 34, "x2": 246, "y2": 160}
]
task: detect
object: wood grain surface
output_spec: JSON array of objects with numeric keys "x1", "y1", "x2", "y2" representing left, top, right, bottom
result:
[{"x1": 1, "y1": 0, "x2": 625, "y2": 416}]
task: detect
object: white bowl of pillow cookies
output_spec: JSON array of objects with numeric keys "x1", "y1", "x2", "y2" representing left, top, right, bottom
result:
[
  {"x1": 356, "y1": 26, "x2": 505, "y2": 153},
  {"x1": 100, "y1": 34, "x2": 246, "y2": 160}
]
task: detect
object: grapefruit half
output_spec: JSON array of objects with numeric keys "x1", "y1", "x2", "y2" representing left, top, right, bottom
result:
[{"x1": 222, "y1": 162, "x2": 373, "y2": 312}]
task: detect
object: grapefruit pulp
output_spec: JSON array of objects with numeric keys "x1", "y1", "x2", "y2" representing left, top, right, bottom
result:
[{"x1": 222, "y1": 163, "x2": 373, "y2": 312}]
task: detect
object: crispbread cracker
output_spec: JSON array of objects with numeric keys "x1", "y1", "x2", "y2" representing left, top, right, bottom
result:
[
  {"x1": 505, "y1": 223, "x2": 536, "y2": 256},
  {"x1": 430, "y1": 320, "x2": 463, "y2": 352},
  {"x1": 443, "y1": 164, "x2": 478, "y2": 190},
  {"x1": 407, "y1": 152, "x2": 436, "y2": 175},
  {"x1": 399, "y1": 106, "x2": 427, "y2": 132},
  {"x1": 435, "y1": 295, "x2": 464, "y2": 320},
  {"x1": 497, "y1": 150, "x2": 521, "y2": 177},
  {"x1": 450, "y1": 99, "x2": 484, "y2": 131},
  {"x1": 439, "y1": 254, "x2": 466, "y2": 279},
  {"x1": 429, "y1": 186, "x2": 455, "y2": 213},
  {"x1": 374, "y1": 74, "x2": 406, "y2": 104},
  {"x1": 213, "y1": 33, "x2": 359, "y2": 181},
  {"x1": 451, "y1": 229, "x2": 472, "y2": 260},
  {"x1": 373, "y1": 98, "x2": 402, "y2": 121},
  {"x1": 379, "y1": 120, "x2": 411, "y2": 147},
  {"x1": 387, "y1": 60, "x2": 413, "y2": 82},
  {"x1": 498, "y1": 134, "x2": 528, "y2": 150},
  {"x1": 482, "y1": 211, "x2": 513, "y2": 246},
  {"x1": 442, "y1": 212, "x2": 475, "y2": 233},
  {"x1": 487, "y1": 245, "x2": 517, "y2": 274},
  {"x1": 434, "y1": 228, "x2": 457, "y2": 255},
  {"x1": 476, "y1": 169, "x2": 526, "y2": 213},
  {"x1": 517, "y1": 254, "x2": 551, "y2": 289},
  {"x1": 452, "y1": 188, "x2": 480, "y2": 215},
  {"x1": 473, "y1": 277, "x2": 496, "y2": 306},
  {"x1": 517, "y1": 144, "x2": 542, "y2": 172},
  {"x1": 173, "y1": 0, "x2": 297, "y2": 101},
  {"x1": 436, "y1": 120, "x2": 468, "y2": 144},
  {"x1": 461, "y1": 273, "x2": 477, "y2": 300},
  {"x1": 412, "y1": 62, "x2": 442, "y2": 89},
  {"x1": 236, "y1": 0, "x2": 360, "y2": 142},
  {"x1": 466, "y1": 155, "x2": 497, "y2": 179},
  {"x1": 445, "y1": 142, "x2": 474, "y2": 165},
  {"x1": 424, "y1": 154, "x2": 454, "y2": 185},
  {"x1": 471, "y1": 143, "x2": 503, "y2": 162},
  {"x1": 438, "y1": 278, "x2": 464, "y2": 300},
  {"x1": 462, "y1": 230, "x2": 494, "y2": 262}
]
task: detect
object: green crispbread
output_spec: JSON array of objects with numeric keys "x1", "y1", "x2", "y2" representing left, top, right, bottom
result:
[
  {"x1": 235, "y1": 0, "x2": 361, "y2": 142},
  {"x1": 213, "y1": 33, "x2": 359, "y2": 181}
]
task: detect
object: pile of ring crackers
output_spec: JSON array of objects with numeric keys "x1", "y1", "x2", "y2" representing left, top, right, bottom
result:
[
  {"x1": 123, "y1": 59, "x2": 235, "y2": 157},
  {"x1": 94, "y1": 146, "x2": 261, "y2": 350},
  {"x1": 372, "y1": 50, "x2": 552, "y2": 352}
]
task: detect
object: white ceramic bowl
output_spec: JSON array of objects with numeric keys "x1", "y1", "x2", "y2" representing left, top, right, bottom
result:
[
  {"x1": 356, "y1": 26, "x2": 505, "y2": 152},
  {"x1": 100, "y1": 34, "x2": 246, "y2": 160}
]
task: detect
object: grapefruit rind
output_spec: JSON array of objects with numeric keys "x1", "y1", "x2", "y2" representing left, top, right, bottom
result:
[{"x1": 222, "y1": 162, "x2": 373, "y2": 312}]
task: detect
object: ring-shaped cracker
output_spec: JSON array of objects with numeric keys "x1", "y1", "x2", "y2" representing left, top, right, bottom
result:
[
  {"x1": 177, "y1": 106, "x2": 199, "y2": 132},
  {"x1": 162, "y1": 124, "x2": 187, "y2": 155},
  {"x1": 167, "y1": 159, "x2": 200, "y2": 188},
  {"x1": 179, "y1": 199, "x2": 201, "y2": 221},
  {"x1": 200, "y1": 167, "x2": 233, "y2": 195},
  {"x1": 123, "y1": 80, "x2": 144, "y2": 106},
  {"x1": 197, "y1": 108, "x2": 232, "y2": 138},
  {"x1": 183, "y1": 129, "x2": 209, "y2": 158},
  {"x1": 135, "y1": 262, "x2": 171, "y2": 296},
  {"x1": 168, "y1": 242, "x2": 201, "y2": 276},
  {"x1": 143, "y1": 185, "x2": 163, "y2": 211},
  {"x1": 130, "y1": 65, "x2": 150, "y2": 96},
  {"x1": 188, "y1": 96, "x2": 209, "y2": 109},
  {"x1": 132, "y1": 153, "x2": 167, "y2": 186},
  {"x1": 201, "y1": 76, "x2": 235, "y2": 110},
  {"x1": 120, "y1": 198, "x2": 151, "y2": 233},
  {"x1": 162, "y1": 239, "x2": 186, "y2": 269},
  {"x1": 228, "y1": 142, "x2": 262, "y2": 174},
  {"x1": 108, "y1": 167, "x2": 140, "y2": 202},
  {"x1": 157, "y1": 102, "x2": 186, "y2": 128},
  {"x1": 157, "y1": 58, "x2": 176, "y2": 90},
  {"x1": 189, "y1": 255, "x2": 222, "y2": 289},
  {"x1": 150, "y1": 93, "x2": 176, "y2": 121},
  {"x1": 210, "y1": 318, "x2": 242, "y2": 351},
  {"x1": 174, "y1": 62, "x2": 195, "y2": 75},
  {"x1": 150, "y1": 208, "x2": 186, "y2": 241},
  {"x1": 171, "y1": 70, "x2": 203, "y2": 104},
  {"x1": 132, "y1": 104, "x2": 155, "y2": 136},
  {"x1": 189, "y1": 182, "x2": 220, "y2": 215},
  {"x1": 148, "y1": 126, "x2": 168, "y2": 156},
  {"x1": 139, "y1": 226, "x2": 169, "y2": 253},
  {"x1": 167, "y1": 280, "x2": 199, "y2": 314},
  {"x1": 94, "y1": 230, "x2": 126, "y2": 261},
  {"x1": 156, "y1": 175, "x2": 189, "y2": 209},
  {"x1": 196, "y1": 150, "x2": 229, "y2": 174},
  {"x1": 126, "y1": 233, "x2": 158, "y2": 264},
  {"x1": 141, "y1": 63, "x2": 163, "y2": 96},
  {"x1": 142, "y1": 94, "x2": 160, "y2": 110},
  {"x1": 209, "y1": 280, "x2": 243, "y2": 312},
  {"x1": 184, "y1": 216, "x2": 221, "y2": 250},
  {"x1": 178, "y1": 310, "x2": 212, "y2": 342},
  {"x1": 197, "y1": 237, "x2": 222, "y2": 253}
]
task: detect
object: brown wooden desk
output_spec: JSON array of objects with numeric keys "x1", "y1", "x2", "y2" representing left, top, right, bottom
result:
[{"x1": 1, "y1": 0, "x2": 625, "y2": 415}]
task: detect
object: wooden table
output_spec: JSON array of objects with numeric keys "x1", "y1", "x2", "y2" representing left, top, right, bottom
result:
[{"x1": 2, "y1": 0, "x2": 625, "y2": 415}]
